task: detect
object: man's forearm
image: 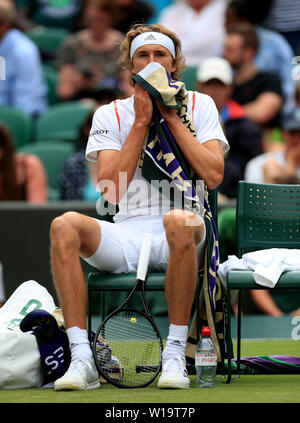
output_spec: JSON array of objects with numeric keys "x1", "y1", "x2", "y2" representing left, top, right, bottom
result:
[
  {"x1": 98, "y1": 121, "x2": 149, "y2": 203},
  {"x1": 165, "y1": 115, "x2": 224, "y2": 188}
]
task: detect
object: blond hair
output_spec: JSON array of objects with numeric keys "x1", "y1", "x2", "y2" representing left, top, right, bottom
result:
[
  {"x1": 118, "y1": 24, "x2": 185, "y2": 84},
  {"x1": 0, "y1": 0, "x2": 15, "y2": 25}
]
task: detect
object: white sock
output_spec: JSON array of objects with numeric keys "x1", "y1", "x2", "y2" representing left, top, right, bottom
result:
[
  {"x1": 162, "y1": 324, "x2": 188, "y2": 361},
  {"x1": 66, "y1": 327, "x2": 93, "y2": 362}
]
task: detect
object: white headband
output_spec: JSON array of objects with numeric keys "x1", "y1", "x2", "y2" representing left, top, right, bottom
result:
[{"x1": 130, "y1": 32, "x2": 176, "y2": 59}]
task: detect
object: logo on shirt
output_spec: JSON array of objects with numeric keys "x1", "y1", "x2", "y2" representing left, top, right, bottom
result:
[{"x1": 90, "y1": 129, "x2": 109, "y2": 137}]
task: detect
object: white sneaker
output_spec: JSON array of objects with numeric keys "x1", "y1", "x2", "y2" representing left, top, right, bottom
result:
[
  {"x1": 157, "y1": 356, "x2": 190, "y2": 389},
  {"x1": 54, "y1": 358, "x2": 100, "y2": 391}
]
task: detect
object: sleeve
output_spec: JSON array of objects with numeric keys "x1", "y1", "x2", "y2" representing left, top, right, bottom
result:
[
  {"x1": 261, "y1": 72, "x2": 283, "y2": 97},
  {"x1": 85, "y1": 104, "x2": 122, "y2": 162},
  {"x1": 12, "y1": 41, "x2": 47, "y2": 116},
  {"x1": 192, "y1": 93, "x2": 229, "y2": 153}
]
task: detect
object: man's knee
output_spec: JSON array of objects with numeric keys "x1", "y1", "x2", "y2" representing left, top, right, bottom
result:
[
  {"x1": 163, "y1": 209, "x2": 202, "y2": 248},
  {"x1": 50, "y1": 211, "x2": 81, "y2": 250}
]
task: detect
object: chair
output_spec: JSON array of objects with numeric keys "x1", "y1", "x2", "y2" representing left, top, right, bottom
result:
[
  {"x1": 35, "y1": 102, "x2": 92, "y2": 143},
  {"x1": 87, "y1": 188, "x2": 218, "y2": 341},
  {"x1": 18, "y1": 141, "x2": 73, "y2": 198},
  {"x1": 42, "y1": 65, "x2": 59, "y2": 106},
  {"x1": 26, "y1": 27, "x2": 68, "y2": 60},
  {"x1": 0, "y1": 106, "x2": 32, "y2": 147},
  {"x1": 181, "y1": 66, "x2": 198, "y2": 91},
  {"x1": 225, "y1": 181, "x2": 300, "y2": 383}
]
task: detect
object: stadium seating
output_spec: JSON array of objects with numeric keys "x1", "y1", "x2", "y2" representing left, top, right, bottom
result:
[
  {"x1": 34, "y1": 102, "x2": 93, "y2": 143},
  {"x1": 18, "y1": 141, "x2": 73, "y2": 200},
  {"x1": 225, "y1": 181, "x2": 300, "y2": 383},
  {"x1": 181, "y1": 66, "x2": 198, "y2": 91},
  {"x1": 42, "y1": 65, "x2": 59, "y2": 106},
  {"x1": 0, "y1": 106, "x2": 32, "y2": 147},
  {"x1": 26, "y1": 27, "x2": 68, "y2": 60}
]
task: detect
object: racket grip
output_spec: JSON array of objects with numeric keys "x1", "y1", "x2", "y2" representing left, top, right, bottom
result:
[{"x1": 137, "y1": 233, "x2": 152, "y2": 281}]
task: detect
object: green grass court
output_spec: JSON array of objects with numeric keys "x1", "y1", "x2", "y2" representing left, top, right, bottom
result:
[{"x1": 0, "y1": 339, "x2": 299, "y2": 404}]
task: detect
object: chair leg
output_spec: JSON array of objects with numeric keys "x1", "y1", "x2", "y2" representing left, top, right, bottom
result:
[
  {"x1": 195, "y1": 276, "x2": 202, "y2": 344},
  {"x1": 224, "y1": 285, "x2": 232, "y2": 383},
  {"x1": 237, "y1": 289, "x2": 242, "y2": 377},
  {"x1": 88, "y1": 290, "x2": 92, "y2": 342}
]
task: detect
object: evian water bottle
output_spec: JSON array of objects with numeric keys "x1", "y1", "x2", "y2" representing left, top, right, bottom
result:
[{"x1": 195, "y1": 326, "x2": 217, "y2": 388}]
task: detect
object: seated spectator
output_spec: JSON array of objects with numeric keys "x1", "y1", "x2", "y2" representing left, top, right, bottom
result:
[
  {"x1": 0, "y1": 124, "x2": 48, "y2": 203},
  {"x1": 0, "y1": 0, "x2": 48, "y2": 117},
  {"x1": 244, "y1": 118, "x2": 300, "y2": 316},
  {"x1": 241, "y1": 105, "x2": 300, "y2": 318},
  {"x1": 15, "y1": 0, "x2": 82, "y2": 31},
  {"x1": 244, "y1": 107, "x2": 300, "y2": 185},
  {"x1": 109, "y1": 0, "x2": 154, "y2": 34},
  {"x1": 225, "y1": 0, "x2": 296, "y2": 115},
  {"x1": 196, "y1": 56, "x2": 262, "y2": 199},
  {"x1": 158, "y1": 0, "x2": 226, "y2": 66},
  {"x1": 59, "y1": 84, "x2": 120, "y2": 201},
  {"x1": 59, "y1": 109, "x2": 98, "y2": 201},
  {"x1": 56, "y1": 0, "x2": 124, "y2": 102},
  {"x1": 223, "y1": 23, "x2": 283, "y2": 144}
]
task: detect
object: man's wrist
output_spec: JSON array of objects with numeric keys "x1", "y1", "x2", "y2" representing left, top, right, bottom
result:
[{"x1": 131, "y1": 121, "x2": 149, "y2": 133}]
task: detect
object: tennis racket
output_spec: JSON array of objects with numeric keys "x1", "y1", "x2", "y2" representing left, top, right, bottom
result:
[{"x1": 92, "y1": 233, "x2": 163, "y2": 388}]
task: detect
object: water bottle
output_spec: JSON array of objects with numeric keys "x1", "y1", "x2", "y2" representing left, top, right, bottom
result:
[{"x1": 195, "y1": 326, "x2": 217, "y2": 388}]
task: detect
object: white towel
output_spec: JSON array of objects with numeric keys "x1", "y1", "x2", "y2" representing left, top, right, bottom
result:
[{"x1": 217, "y1": 248, "x2": 300, "y2": 288}]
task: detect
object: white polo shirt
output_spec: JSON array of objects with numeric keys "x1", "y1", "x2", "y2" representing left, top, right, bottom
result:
[{"x1": 86, "y1": 91, "x2": 229, "y2": 223}]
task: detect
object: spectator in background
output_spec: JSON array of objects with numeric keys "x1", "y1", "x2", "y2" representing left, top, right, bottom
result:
[
  {"x1": 244, "y1": 107, "x2": 300, "y2": 185},
  {"x1": 0, "y1": 124, "x2": 48, "y2": 203},
  {"x1": 263, "y1": 0, "x2": 300, "y2": 55},
  {"x1": 59, "y1": 83, "x2": 121, "y2": 201},
  {"x1": 59, "y1": 109, "x2": 98, "y2": 202},
  {"x1": 56, "y1": 0, "x2": 124, "y2": 102},
  {"x1": 0, "y1": 0, "x2": 48, "y2": 117},
  {"x1": 243, "y1": 107, "x2": 300, "y2": 317},
  {"x1": 223, "y1": 23, "x2": 283, "y2": 143},
  {"x1": 158, "y1": 0, "x2": 226, "y2": 66},
  {"x1": 109, "y1": 0, "x2": 154, "y2": 34},
  {"x1": 196, "y1": 57, "x2": 262, "y2": 199},
  {"x1": 15, "y1": 0, "x2": 82, "y2": 32},
  {"x1": 225, "y1": 0, "x2": 296, "y2": 115},
  {"x1": 59, "y1": 84, "x2": 120, "y2": 201}
]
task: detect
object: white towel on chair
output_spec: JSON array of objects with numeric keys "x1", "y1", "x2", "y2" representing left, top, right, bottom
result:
[{"x1": 218, "y1": 248, "x2": 300, "y2": 288}]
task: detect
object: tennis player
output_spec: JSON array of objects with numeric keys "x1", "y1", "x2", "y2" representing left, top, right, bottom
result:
[{"x1": 51, "y1": 24, "x2": 228, "y2": 391}]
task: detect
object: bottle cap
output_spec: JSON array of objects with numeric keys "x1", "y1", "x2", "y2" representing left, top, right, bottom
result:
[{"x1": 201, "y1": 326, "x2": 211, "y2": 337}]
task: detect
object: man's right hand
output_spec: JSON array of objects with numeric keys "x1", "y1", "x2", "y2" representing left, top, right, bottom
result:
[{"x1": 133, "y1": 84, "x2": 153, "y2": 127}]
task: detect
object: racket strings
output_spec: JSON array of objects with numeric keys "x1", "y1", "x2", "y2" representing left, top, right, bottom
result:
[{"x1": 95, "y1": 310, "x2": 161, "y2": 387}]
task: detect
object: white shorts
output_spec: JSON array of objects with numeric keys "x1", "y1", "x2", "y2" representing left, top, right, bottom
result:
[{"x1": 83, "y1": 215, "x2": 206, "y2": 273}]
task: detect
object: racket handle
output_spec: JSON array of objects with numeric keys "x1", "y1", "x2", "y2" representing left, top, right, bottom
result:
[{"x1": 137, "y1": 233, "x2": 152, "y2": 281}]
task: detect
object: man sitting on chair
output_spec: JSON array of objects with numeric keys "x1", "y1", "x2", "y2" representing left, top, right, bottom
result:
[{"x1": 50, "y1": 23, "x2": 229, "y2": 391}]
